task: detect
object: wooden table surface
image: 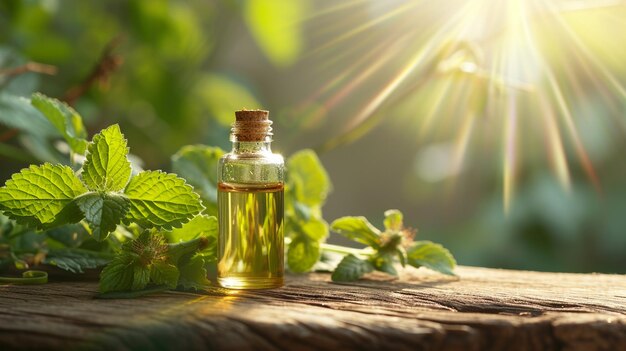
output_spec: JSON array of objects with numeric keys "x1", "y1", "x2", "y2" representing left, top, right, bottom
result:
[{"x1": 0, "y1": 266, "x2": 625, "y2": 351}]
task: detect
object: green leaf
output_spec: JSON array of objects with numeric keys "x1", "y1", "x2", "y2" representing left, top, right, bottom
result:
[
  {"x1": 165, "y1": 215, "x2": 217, "y2": 243},
  {"x1": 171, "y1": 145, "x2": 224, "y2": 215},
  {"x1": 166, "y1": 237, "x2": 210, "y2": 264},
  {"x1": 76, "y1": 192, "x2": 130, "y2": 241},
  {"x1": 150, "y1": 262, "x2": 179, "y2": 289},
  {"x1": 0, "y1": 93, "x2": 57, "y2": 137},
  {"x1": 406, "y1": 241, "x2": 456, "y2": 276},
  {"x1": 383, "y1": 209, "x2": 403, "y2": 231},
  {"x1": 44, "y1": 248, "x2": 112, "y2": 273},
  {"x1": 31, "y1": 93, "x2": 88, "y2": 154},
  {"x1": 124, "y1": 171, "x2": 204, "y2": 230},
  {"x1": 244, "y1": 0, "x2": 305, "y2": 66},
  {"x1": 0, "y1": 164, "x2": 87, "y2": 228},
  {"x1": 82, "y1": 124, "x2": 132, "y2": 192},
  {"x1": 330, "y1": 216, "x2": 381, "y2": 249},
  {"x1": 177, "y1": 254, "x2": 210, "y2": 290},
  {"x1": 301, "y1": 217, "x2": 328, "y2": 241},
  {"x1": 100, "y1": 255, "x2": 136, "y2": 293},
  {"x1": 44, "y1": 223, "x2": 90, "y2": 248},
  {"x1": 287, "y1": 150, "x2": 331, "y2": 206},
  {"x1": 132, "y1": 264, "x2": 151, "y2": 291},
  {"x1": 331, "y1": 254, "x2": 374, "y2": 282},
  {"x1": 287, "y1": 237, "x2": 320, "y2": 273}
]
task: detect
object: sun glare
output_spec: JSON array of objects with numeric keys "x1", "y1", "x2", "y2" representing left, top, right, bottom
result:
[{"x1": 302, "y1": 0, "x2": 626, "y2": 211}]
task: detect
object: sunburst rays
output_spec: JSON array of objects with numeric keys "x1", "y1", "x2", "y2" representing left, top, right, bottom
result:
[{"x1": 299, "y1": 0, "x2": 626, "y2": 209}]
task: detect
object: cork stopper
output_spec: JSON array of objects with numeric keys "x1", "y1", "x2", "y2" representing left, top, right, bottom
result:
[{"x1": 231, "y1": 109, "x2": 273, "y2": 141}]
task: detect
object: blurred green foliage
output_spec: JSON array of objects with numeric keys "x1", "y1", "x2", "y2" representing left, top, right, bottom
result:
[{"x1": 0, "y1": 0, "x2": 305, "y2": 167}]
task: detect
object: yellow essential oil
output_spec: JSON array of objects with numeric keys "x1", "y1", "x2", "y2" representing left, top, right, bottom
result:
[
  {"x1": 217, "y1": 110, "x2": 284, "y2": 289},
  {"x1": 217, "y1": 182, "x2": 284, "y2": 289}
]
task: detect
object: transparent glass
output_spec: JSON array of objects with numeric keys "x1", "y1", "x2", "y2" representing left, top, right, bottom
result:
[{"x1": 217, "y1": 140, "x2": 285, "y2": 289}]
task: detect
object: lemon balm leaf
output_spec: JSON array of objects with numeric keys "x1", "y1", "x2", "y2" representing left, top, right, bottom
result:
[
  {"x1": 406, "y1": 241, "x2": 457, "y2": 276},
  {"x1": 287, "y1": 236, "x2": 320, "y2": 273},
  {"x1": 0, "y1": 164, "x2": 87, "y2": 228},
  {"x1": 171, "y1": 145, "x2": 224, "y2": 215},
  {"x1": 100, "y1": 255, "x2": 136, "y2": 293},
  {"x1": 124, "y1": 170, "x2": 204, "y2": 230},
  {"x1": 82, "y1": 124, "x2": 132, "y2": 192},
  {"x1": 287, "y1": 149, "x2": 331, "y2": 207},
  {"x1": 383, "y1": 209, "x2": 403, "y2": 231},
  {"x1": 150, "y1": 262, "x2": 179, "y2": 289},
  {"x1": 177, "y1": 255, "x2": 210, "y2": 290},
  {"x1": 331, "y1": 254, "x2": 374, "y2": 282},
  {"x1": 31, "y1": 93, "x2": 88, "y2": 154},
  {"x1": 330, "y1": 216, "x2": 381, "y2": 249},
  {"x1": 76, "y1": 192, "x2": 130, "y2": 241},
  {"x1": 165, "y1": 214, "x2": 217, "y2": 243}
]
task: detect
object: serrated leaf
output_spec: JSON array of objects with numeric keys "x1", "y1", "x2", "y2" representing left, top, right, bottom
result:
[
  {"x1": 124, "y1": 171, "x2": 204, "y2": 230},
  {"x1": 331, "y1": 254, "x2": 374, "y2": 282},
  {"x1": 82, "y1": 124, "x2": 132, "y2": 192},
  {"x1": 330, "y1": 216, "x2": 381, "y2": 249},
  {"x1": 76, "y1": 192, "x2": 130, "y2": 241},
  {"x1": 171, "y1": 145, "x2": 224, "y2": 215},
  {"x1": 0, "y1": 164, "x2": 87, "y2": 228},
  {"x1": 287, "y1": 150, "x2": 331, "y2": 207},
  {"x1": 383, "y1": 209, "x2": 403, "y2": 231},
  {"x1": 31, "y1": 93, "x2": 88, "y2": 154},
  {"x1": 44, "y1": 248, "x2": 112, "y2": 273},
  {"x1": 406, "y1": 241, "x2": 456, "y2": 276},
  {"x1": 100, "y1": 255, "x2": 136, "y2": 293},
  {"x1": 177, "y1": 254, "x2": 210, "y2": 290},
  {"x1": 165, "y1": 215, "x2": 217, "y2": 243},
  {"x1": 150, "y1": 262, "x2": 179, "y2": 289},
  {"x1": 287, "y1": 236, "x2": 320, "y2": 273},
  {"x1": 132, "y1": 264, "x2": 151, "y2": 291}
]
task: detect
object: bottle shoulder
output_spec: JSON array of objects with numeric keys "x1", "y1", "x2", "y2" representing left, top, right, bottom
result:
[{"x1": 218, "y1": 152, "x2": 284, "y2": 184}]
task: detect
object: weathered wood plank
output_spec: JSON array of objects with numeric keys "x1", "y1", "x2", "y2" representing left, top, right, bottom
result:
[{"x1": 0, "y1": 266, "x2": 625, "y2": 351}]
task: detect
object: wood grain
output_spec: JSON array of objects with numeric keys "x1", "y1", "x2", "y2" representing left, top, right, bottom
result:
[{"x1": 0, "y1": 266, "x2": 625, "y2": 351}]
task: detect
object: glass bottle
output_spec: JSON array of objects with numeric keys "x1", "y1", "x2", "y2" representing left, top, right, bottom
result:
[{"x1": 217, "y1": 110, "x2": 284, "y2": 289}]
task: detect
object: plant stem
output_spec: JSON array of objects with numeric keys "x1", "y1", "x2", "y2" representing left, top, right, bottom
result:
[
  {"x1": 320, "y1": 243, "x2": 373, "y2": 257},
  {"x1": 0, "y1": 270, "x2": 48, "y2": 285}
]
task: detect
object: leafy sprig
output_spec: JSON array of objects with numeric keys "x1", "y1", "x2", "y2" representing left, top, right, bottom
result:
[
  {"x1": 330, "y1": 209, "x2": 456, "y2": 282},
  {"x1": 0, "y1": 94, "x2": 209, "y2": 295},
  {"x1": 99, "y1": 224, "x2": 216, "y2": 296},
  {"x1": 0, "y1": 94, "x2": 204, "y2": 241}
]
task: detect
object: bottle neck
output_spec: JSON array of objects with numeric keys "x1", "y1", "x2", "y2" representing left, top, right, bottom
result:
[{"x1": 231, "y1": 138, "x2": 272, "y2": 154}]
